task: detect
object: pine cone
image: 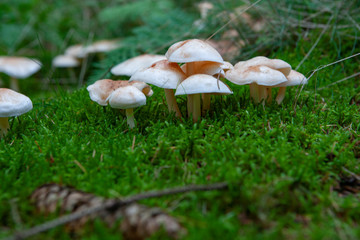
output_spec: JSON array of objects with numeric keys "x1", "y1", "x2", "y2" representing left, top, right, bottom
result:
[{"x1": 30, "y1": 183, "x2": 185, "y2": 239}]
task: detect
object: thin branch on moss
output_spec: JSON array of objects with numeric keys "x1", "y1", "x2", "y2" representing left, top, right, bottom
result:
[{"x1": 4, "y1": 182, "x2": 228, "y2": 240}]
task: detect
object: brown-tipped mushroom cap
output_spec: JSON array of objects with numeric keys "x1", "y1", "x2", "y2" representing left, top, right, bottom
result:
[
  {"x1": 107, "y1": 86, "x2": 147, "y2": 109},
  {"x1": 0, "y1": 56, "x2": 41, "y2": 79},
  {"x1": 0, "y1": 88, "x2": 33, "y2": 117},
  {"x1": 225, "y1": 65, "x2": 288, "y2": 86},
  {"x1": 175, "y1": 74, "x2": 232, "y2": 95},
  {"x1": 234, "y1": 56, "x2": 291, "y2": 76},
  {"x1": 130, "y1": 60, "x2": 186, "y2": 89},
  {"x1": 165, "y1": 39, "x2": 224, "y2": 64},
  {"x1": 52, "y1": 55, "x2": 80, "y2": 68},
  {"x1": 276, "y1": 70, "x2": 307, "y2": 87},
  {"x1": 111, "y1": 54, "x2": 167, "y2": 77},
  {"x1": 87, "y1": 79, "x2": 152, "y2": 106}
]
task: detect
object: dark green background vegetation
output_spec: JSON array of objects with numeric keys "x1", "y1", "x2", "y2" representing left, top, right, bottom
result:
[{"x1": 1, "y1": 0, "x2": 360, "y2": 239}]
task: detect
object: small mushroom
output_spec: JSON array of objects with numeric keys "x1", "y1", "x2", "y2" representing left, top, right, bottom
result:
[
  {"x1": 52, "y1": 55, "x2": 80, "y2": 83},
  {"x1": 226, "y1": 56, "x2": 291, "y2": 104},
  {"x1": 130, "y1": 60, "x2": 186, "y2": 118},
  {"x1": 87, "y1": 79, "x2": 152, "y2": 106},
  {"x1": 225, "y1": 65, "x2": 287, "y2": 104},
  {"x1": 175, "y1": 74, "x2": 232, "y2": 122},
  {"x1": 106, "y1": 86, "x2": 148, "y2": 129},
  {"x1": 0, "y1": 88, "x2": 33, "y2": 137},
  {"x1": 275, "y1": 70, "x2": 307, "y2": 104},
  {"x1": 0, "y1": 56, "x2": 41, "y2": 91},
  {"x1": 111, "y1": 54, "x2": 167, "y2": 77}
]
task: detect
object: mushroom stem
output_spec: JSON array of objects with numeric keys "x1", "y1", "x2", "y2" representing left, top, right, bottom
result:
[
  {"x1": 187, "y1": 94, "x2": 194, "y2": 118},
  {"x1": 202, "y1": 93, "x2": 211, "y2": 115},
  {"x1": 125, "y1": 108, "x2": 135, "y2": 129},
  {"x1": 10, "y1": 77, "x2": 20, "y2": 92},
  {"x1": 258, "y1": 86, "x2": 268, "y2": 106},
  {"x1": 249, "y1": 83, "x2": 260, "y2": 103},
  {"x1": 0, "y1": 117, "x2": 9, "y2": 137},
  {"x1": 164, "y1": 89, "x2": 182, "y2": 118},
  {"x1": 266, "y1": 88, "x2": 272, "y2": 103},
  {"x1": 185, "y1": 62, "x2": 197, "y2": 119},
  {"x1": 276, "y1": 87, "x2": 287, "y2": 104},
  {"x1": 192, "y1": 94, "x2": 201, "y2": 122}
]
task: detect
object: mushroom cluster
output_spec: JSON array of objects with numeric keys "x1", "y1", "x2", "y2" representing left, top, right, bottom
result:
[{"x1": 87, "y1": 38, "x2": 307, "y2": 127}]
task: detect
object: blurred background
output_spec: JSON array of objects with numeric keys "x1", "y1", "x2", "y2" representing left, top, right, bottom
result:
[{"x1": 1, "y1": 0, "x2": 359, "y2": 98}]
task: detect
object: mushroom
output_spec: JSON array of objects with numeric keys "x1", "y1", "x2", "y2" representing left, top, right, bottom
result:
[
  {"x1": 87, "y1": 79, "x2": 152, "y2": 106},
  {"x1": 226, "y1": 56, "x2": 291, "y2": 104},
  {"x1": 165, "y1": 39, "x2": 224, "y2": 118},
  {"x1": 52, "y1": 55, "x2": 80, "y2": 83},
  {"x1": 111, "y1": 54, "x2": 167, "y2": 77},
  {"x1": 87, "y1": 39, "x2": 121, "y2": 54},
  {"x1": 275, "y1": 70, "x2": 307, "y2": 104},
  {"x1": 175, "y1": 74, "x2": 232, "y2": 122},
  {"x1": 0, "y1": 56, "x2": 41, "y2": 91},
  {"x1": 106, "y1": 86, "x2": 148, "y2": 129},
  {"x1": 64, "y1": 44, "x2": 89, "y2": 59},
  {"x1": 130, "y1": 60, "x2": 186, "y2": 118},
  {"x1": 225, "y1": 65, "x2": 288, "y2": 104},
  {"x1": 0, "y1": 88, "x2": 33, "y2": 137}
]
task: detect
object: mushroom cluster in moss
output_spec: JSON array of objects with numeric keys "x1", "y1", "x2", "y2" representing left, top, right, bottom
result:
[
  {"x1": 225, "y1": 56, "x2": 306, "y2": 104},
  {"x1": 165, "y1": 39, "x2": 233, "y2": 122},
  {"x1": 0, "y1": 88, "x2": 33, "y2": 137}
]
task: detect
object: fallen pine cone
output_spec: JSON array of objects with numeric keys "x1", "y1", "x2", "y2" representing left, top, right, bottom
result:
[{"x1": 30, "y1": 183, "x2": 185, "y2": 239}]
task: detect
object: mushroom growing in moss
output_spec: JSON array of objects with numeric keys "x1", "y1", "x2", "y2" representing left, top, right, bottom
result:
[
  {"x1": 0, "y1": 88, "x2": 33, "y2": 137},
  {"x1": 275, "y1": 70, "x2": 307, "y2": 104},
  {"x1": 107, "y1": 86, "x2": 148, "y2": 129},
  {"x1": 130, "y1": 60, "x2": 186, "y2": 118}
]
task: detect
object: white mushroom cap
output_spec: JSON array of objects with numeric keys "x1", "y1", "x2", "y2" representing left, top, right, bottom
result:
[
  {"x1": 0, "y1": 88, "x2": 33, "y2": 117},
  {"x1": 130, "y1": 60, "x2": 186, "y2": 89},
  {"x1": 87, "y1": 79, "x2": 152, "y2": 106},
  {"x1": 64, "y1": 44, "x2": 89, "y2": 58},
  {"x1": 165, "y1": 39, "x2": 224, "y2": 64},
  {"x1": 175, "y1": 74, "x2": 232, "y2": 96},
  {"x1": 225, "y1": 65, "x2": 288, "y2": 86},
  {"x1": 234, "y1": 56, "x2": 291, "y2": 76},
  {"x1": 0, "y1": 57, "x2": 41, "y2": 79},
  {"x1": 276, "y1": 70, "x2": 307, "y2": 87},
  {"x1": 87, "y1": 39, "x2": 121, "y2": 53},
  {"x1": 107, "y1": 86, "x2": 147, "y2": 109},
  {"x1": 52, "y1": 55, "x2": 80, "y2": 68},
  {"x1": 111, "y1": 54, "x2": 167, "y2": 76}
]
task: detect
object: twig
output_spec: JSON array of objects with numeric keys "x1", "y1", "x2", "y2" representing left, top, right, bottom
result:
[
  {"x1": 4, "y1": 182, "x2": 228, "y2": 240},
  {"x1": 296, "y1": 15, "x2": 334, "y2": 71},
  {"x1": 317, "y1": 72, "x2": 360, "y2": 90}
]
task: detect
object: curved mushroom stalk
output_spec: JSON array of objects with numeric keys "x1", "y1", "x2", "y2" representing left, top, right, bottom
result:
[
  {"x1": 192, "y1": 94, "x2": 201, "y2": 123},
  {"x1": 125, "y1": 108, "x2": 135, "y2": 129},
  {"x1": 202, "y1": 93, "x2": 211, "y2": 115},
  {"x1": 0, "y1": 117, "x2": 9, "y2": 137},
  {"x1": 276, "y1": 87, "x2": 287, "y2": 104},
  {"x1": 164, "y1": 89, "x2": 182, "y2": 118},
  {"x1": 10, "y1": 77, "x2": 19, "y2": 92},
  {"x1": 249, "y1": 84, "x2": 269, "y2": 105}
]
